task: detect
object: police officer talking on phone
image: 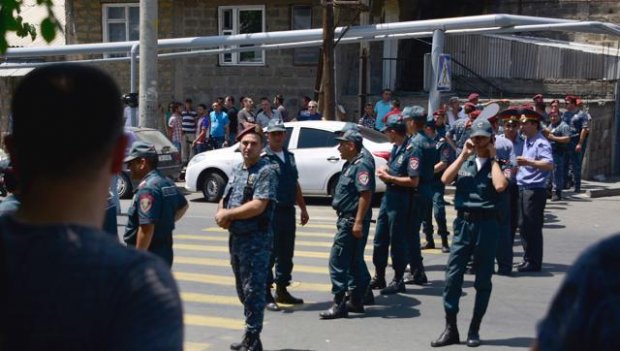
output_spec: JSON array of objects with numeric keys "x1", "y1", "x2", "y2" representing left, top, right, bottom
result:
[{"x1": 432, "y1": 119, "x2": 508, "y2": 348}]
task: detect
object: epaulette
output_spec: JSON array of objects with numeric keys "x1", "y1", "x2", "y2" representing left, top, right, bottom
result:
[
  {"x1": 260, "y1": 151, "x2": 267, "y2": 157},
  {"x1": 353, "y1": 158, "x2": 362, "y2": 165}
]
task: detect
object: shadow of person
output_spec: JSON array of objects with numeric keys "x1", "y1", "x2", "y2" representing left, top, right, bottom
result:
[
  {"x1": 362, "y1": 294, "x2": 421, "y2": 319},
  {"x1": 482, "y1": 336, "x2": 535, "y2": 348}
]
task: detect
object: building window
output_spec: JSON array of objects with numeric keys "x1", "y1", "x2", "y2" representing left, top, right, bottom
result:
[
  {"x1": 291, "y1": 6, "x2": 319, "y2": 65},
  {"x1": 102, "y1": 4, "x2": 139, "y2": 57},
  {"x1": 218, "y1": 6, "x2": 265, "y2": 66}
]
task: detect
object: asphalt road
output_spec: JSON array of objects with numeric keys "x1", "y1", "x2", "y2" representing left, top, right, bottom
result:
[{"x1": 117, "y1": 188, "x2": 620, "y2": 351}]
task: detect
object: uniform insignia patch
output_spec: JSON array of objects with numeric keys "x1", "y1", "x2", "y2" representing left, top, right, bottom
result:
[
  {"x1": 358, "y1": 171, "x2": 369, "y2": 185},
  {"x1": 397, "y1": 155, "x2": 404, "y2": 165},
  {"x1": 409, "y1": 157, "x2": 420, "y2": 170},
  {"x1": 248, "y1": 174, "x2": 256, "y2": 185},
  {"x1": 139, "y1": 194, "x2": 154, "y2": 213}
]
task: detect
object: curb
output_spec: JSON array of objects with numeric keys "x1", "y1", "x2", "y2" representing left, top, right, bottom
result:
[{"x1": 587, "y1": 188, "x2": 620, "y2": 198}]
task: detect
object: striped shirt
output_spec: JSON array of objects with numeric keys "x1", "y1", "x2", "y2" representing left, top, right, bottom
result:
[{"x1": 181, "y1": 110, "x2": 197, "y2": 133}]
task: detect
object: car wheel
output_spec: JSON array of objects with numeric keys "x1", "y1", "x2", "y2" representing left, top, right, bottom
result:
[
  {"x1": 328, "y1": 174, "x2": 340, "y2": 198},
  {"x1": 202, "y1": 172, "x2": 226, "y2": 202},
  {"x1": 118, "y1": 172, "x2": 133, "y2": 199}
]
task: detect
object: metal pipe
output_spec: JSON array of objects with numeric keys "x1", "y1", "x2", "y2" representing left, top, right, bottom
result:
[
  {"x1": 3, "y1": 14, "x2": 578, "y2": 58},
  {"x1": 428, "y1": 29, "x2": 445, "y2": 118},
  {"x1": 130, "y1": 43, "x2": 139, "y2": 93}
]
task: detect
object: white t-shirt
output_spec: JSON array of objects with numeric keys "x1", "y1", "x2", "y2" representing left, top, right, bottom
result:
[
  {"x1": 475, "y1": 156, "x2": 488, "y2": 171},
  {"x1": 274, "y1": 150, "x2": 285, "y2": 162}
]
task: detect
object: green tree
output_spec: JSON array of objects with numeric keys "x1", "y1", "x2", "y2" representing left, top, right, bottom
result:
[{"x1": 0, "y1": 0, "x2": 62, "y2": 53}]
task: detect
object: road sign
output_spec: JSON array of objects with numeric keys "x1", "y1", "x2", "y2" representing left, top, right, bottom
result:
[{"x1": 437, "y1": 54, "x2": 452, "y2": 92}]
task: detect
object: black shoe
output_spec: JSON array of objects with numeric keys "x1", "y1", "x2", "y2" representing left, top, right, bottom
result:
[
  {"x1": 240, "y1": 332, "x2": 263, "y2": 351},
  {"x1": 440, "y1": 236, "x2": 450, "y2": 253},
  {"x1": 441, "y1": 245, "x2": 450, "y2": 253},
  {"x1": 380, "y1": 279, "x2": 405, "y2": 295},
  {"x1": 345, "y1": 294, "x2": 365, "y2": 313},
  {"x1": 421, "y1": 240, "x2": 436, "y2": 250},
  {"x1": 413, "y1": 266, "x2": 428, "y2": 285},
  {"x1": 275, "y1": 285, "x2": 304, "y2": 305},
  {"x1": 551, "y1": 194, "x2": 561, "y2": 201},
  {"x1": 320, "y1": 298, "x2": 348, "y2": 319},
  {"x1": 496, "y1": 269, "x2": 512, "y2": 277},
  {"x1": 466, "y1": 332, "x2": 481, "y2": 347},
  {"x1": 230, "y1": 333, "x2": 248, "y2": 350},
  {"x1": 363, "y1": 288, "x2": 375, "y2": 306},
  {"x1": 265, "y1": 290, "x2": 281, "y2": 312},
  {"x1": 431, "y1": 315, "x2": 460, "y2": 347},
  {"x1": 517, "y1": 262, "x2": 541, "y2": 273},
  {"x1": 369, "y1": 275, "x2": 386, "y2": 290},
  {"x1": 514, "y1": 261, "x2": 527, "y2": 268}
]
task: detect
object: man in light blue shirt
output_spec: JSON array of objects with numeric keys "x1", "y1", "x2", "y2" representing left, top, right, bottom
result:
[
  {"x1": 373, "y1": 89, "x2": 392, "y2": 131},
  {"x1": 515, "y1": 109, "x2": 553, "y2": 273},
  {"x1": 209, "y1": 102, "x2": 230, "y2": 149}
]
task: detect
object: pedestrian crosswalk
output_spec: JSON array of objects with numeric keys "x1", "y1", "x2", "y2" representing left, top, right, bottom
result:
[{"x1": 176, "y1": 200, "x2": 457, "y2": 350}]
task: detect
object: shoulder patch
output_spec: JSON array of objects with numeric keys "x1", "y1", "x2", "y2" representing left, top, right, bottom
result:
[
  {"x1": 409, "y1": 156, "x2": 420, "y2": 169},
  {"x1": 139, "y1": 193, "x2": 154, "y2": 212},
  {"x1": 358, "y1": 171, "x2": 370, "y2": 186}
]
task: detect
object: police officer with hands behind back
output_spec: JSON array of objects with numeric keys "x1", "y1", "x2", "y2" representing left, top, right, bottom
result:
[
  {"x1": 262, "y1": 119, "x2": 309, "y2": 312},
  {"x1": 216, "y1": 125, "x2": 278, "y2": 351},
  {"x1": 124, "y1": 141, "x2": 189, "y2": 267},
  {"x1": 432, "y1": 119, "x2": 508, "y2": 348},
  {"x1": 320, "y1": 129, "x2": 375, "y2": 319}
]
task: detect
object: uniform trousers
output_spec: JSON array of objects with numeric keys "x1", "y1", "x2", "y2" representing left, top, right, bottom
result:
[
  {"x1": 518, "y1": 188, "x2": 547, "y2": 269},
  {"x1": 330, "y1": 216, "x2": 371, "y2": 298},
  {"x1": 444, "y1": 215, "x2": 499, "y2": 316},
  {"x1": 268, "y1": 205, "x2": 296, "y2": 287},
  {"x1": 230, "y1": 230, "x2": 272, "y2": 334},
  {"x1": 372, "y1": 189, "x2": 411, "y2": 278}
]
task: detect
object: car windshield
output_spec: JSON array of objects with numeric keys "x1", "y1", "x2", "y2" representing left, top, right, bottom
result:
[
  {"x1": 358, "y1": 126, "x2": 388, "y2": 143},
  {"x1": 132, "y1": 129, "x2": 178, "y2": 153}
]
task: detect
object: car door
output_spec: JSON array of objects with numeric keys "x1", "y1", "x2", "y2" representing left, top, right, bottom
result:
[{"x1": 289, "y1": 126, "x2": 343, "y2": 194}]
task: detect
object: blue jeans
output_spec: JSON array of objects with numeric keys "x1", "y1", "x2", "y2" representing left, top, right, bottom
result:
[
  {"x1": 565, "y1": 136, "x2": 587, "y2": 191},
  {"x1": 552, "y1": 151, "x2": 565, "y2": 195}
]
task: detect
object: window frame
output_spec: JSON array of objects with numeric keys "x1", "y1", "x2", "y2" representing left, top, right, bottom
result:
[
  {"x1": 218, "y1": 5, "x2": 266, "y2": 66},
  {"x1": 101, "y1": 3, "x2": 140, "y2": 57}
]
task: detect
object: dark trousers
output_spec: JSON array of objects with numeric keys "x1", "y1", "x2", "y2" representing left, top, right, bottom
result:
[
  {"x1": 444, "y1": 216, "x2": 499, "y2": 316},
  {"x1": 422, "y1": 182, "x2": 449, "y2": 236},
  {"x1": 268, "y1": 205, "x2": 296, "y2": 287},
  {"x1": 551, "y1": 151, "x2": 565, "y2": 195},
  {"x1": 518, "y1": 188, "x2": 547, "y2": 268},
  {"x1": 230, "y1": 231, "x2": 272, "y2": 334},
  {"x1": 409, "y1": 193, "x2": 429, "y2": 269},
  {"x1": 508, "y1": 182, "x2": 519, "y2": 240},
  {"x1": 494, "y1": 192, "x2": 513, "y2": 273},
  {"x1": 373, "y1": 190, "x2": 411, "y2": 279},
  {"x1": 329, "y1": 217, "x2": 371, "y2": 297},
  {"x1": 564, "y1": 136, "x2": 587, "y2": 191}
]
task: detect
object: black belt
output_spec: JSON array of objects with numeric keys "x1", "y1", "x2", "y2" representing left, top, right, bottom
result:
[
  {"x1": 457, "y1": 210, "x2": 497, "y2": 221},
  {"x1": 337, "y1": 211, "x2": 355, "y2": 219},
  {"x1": 386, "y1": 184, "x2": 418, "y2": 193}
]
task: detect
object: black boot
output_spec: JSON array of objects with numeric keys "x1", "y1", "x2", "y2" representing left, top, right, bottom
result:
[
  {"x1": 345, "y1": 292, "x2": 365, "y2": 313},
  {"x1": 431, "y1": 314, "x2": 460, "y2": 347},
  {"x1": 380, "y1": 279, "x2": 405, "y2": 295},
  {"x1": 369, "y1": 268, "x2": 386, "y2": 290},
  {"x1": 363, "y1": 287, "x2": 375, "y2": 306},
  {"x1": 440, "y1": 235, "x2": 450, "y2": 253},
  {"x1": 265, "y1": 287, "x2": 280, "y2": 312},
  {"x1": 467, "y1": 314, "x2": 482, "y2": 347},
  {"x1": 239, "y1": 332, "x2": 263, "y2": 351},
  {"x1": 421, "y1": 234, "x2": 436, "y2": 250},
  {"x1": 275, "y1": 284, "x2": 304, "y2": 304},
  {"x1": 230, "y1": 332, "x2": 250, "y2": 350},
  {"x1": 319, "y1": 294, "x2": 348, "y2": 319}
]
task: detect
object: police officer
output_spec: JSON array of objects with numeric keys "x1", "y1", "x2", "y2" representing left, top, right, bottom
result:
[
  {"x1": 498, "y1": 112, "x2": 523, "y2": 242},
  {"x1": 320, "y1": 129, "x2": 375, "y2": 319},
  {"x1": 262, "y1": 119, "x2": 309, "y2": 312},
  {"x1": 421, "y1": 117, "x2": 455, "y2": 253},
  {"x1": 216, "y1": 125, "x2": 278, "y2": 351},
  {"x1": 543, "y1": 110, "x2": 571, "y2": 201},
  {"x1": 445, "y1": 106, "x2": 481, "y2": 154},
  {"x1": 562, "y1": 96, "x2": 590, "y2": 193},
  {"x1": 370, "y1": 114, "x2": 418, "y2": 295},
  {"x1": 401, "y1": 105, "x2": 433, "y2": 286},
  {"x1": 432, "y1": 119, "x2": 508, "y2": 348},
  {"x1": 516, "y1": 110, "x2": 553, "y2": 273},
  {"x1": 124, "y1": 141, "x2": 189, "y2": 267}
]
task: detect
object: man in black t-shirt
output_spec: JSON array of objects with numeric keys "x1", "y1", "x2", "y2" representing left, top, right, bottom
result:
[{"x1": 1, "y1": 64, "x2": 183, "y2": 351}]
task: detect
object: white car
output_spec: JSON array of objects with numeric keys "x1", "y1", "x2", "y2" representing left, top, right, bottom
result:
[{"x1": 185, "y1": 120, "x2": 391, "y2": 202}]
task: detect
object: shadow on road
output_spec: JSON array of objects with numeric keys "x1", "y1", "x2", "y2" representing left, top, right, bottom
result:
[{"x1": 482, "y1": 336, "x2": 535, "y2": 348}]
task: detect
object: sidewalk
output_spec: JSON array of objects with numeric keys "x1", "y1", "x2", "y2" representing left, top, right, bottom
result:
[{"x1": 445, "y1": 178, "x2": 620, "y2": 198}]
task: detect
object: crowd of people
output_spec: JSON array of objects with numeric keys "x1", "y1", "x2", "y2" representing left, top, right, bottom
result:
[{"x1": 0, "y1": 63, "x2": 613, "y2": 351}]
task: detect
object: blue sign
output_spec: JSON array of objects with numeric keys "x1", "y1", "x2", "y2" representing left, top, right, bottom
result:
[{"x1": 437, "y1": 54, "x2": 452, "y2": 92}]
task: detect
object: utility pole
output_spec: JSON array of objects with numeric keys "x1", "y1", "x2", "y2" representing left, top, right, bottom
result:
[
  {"x1": 138, "y1": 0, "x2": 158, "y2": 128},
  {"x1": 321, "y1": 0, "x2": 335, "y2": 120},
  {"x1": 358, "y1": 0, "x2": 370, "y2": 114}
]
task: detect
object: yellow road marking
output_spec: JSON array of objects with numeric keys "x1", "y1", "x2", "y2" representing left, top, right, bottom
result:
[
  {"x1": 202, "y1": 227, "x2": 333, "y2": 238},
  {"x1": 184, "y1": 314, "x2": 244, "y2": 330},
  {"x1": 182, "y1": 292, "x2": 240, "y2": 306},
  {"x1": 174, "y1": 272, "x2": 332, "y2": 292},
  {"x1": 176, "y1": 234, "x2": 333, "y2": 248},
  {"x1": 173, "y1": 243, "x2": 374, "y2": 260},
  {"x1": 175, "y1": 256, "x2": 329, "y2": 274},
  {"x1": 184, "y1": 342, "x2": 210, "y2": 351}
]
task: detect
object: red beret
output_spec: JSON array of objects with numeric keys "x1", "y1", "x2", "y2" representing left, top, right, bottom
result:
[
  {"x1": 433, "y1": 108, "x2": 446, "y2": 116},
  {"x1": 467, "y1": 93, "x2": 480, "y2": 101},
  {"x1": 565, "y1": 95, "x2": 579, "y2": 104},
  {"x1": 470, "y1": 110, "x2": 481, "y2": 118},
  {"x1": 236, "y1": 124, "x2": 264, "y2": 142}
]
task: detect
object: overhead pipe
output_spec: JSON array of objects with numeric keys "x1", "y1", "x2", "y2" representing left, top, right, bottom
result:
[{"x1": 2, "y1": 14, "x2": 578, "y2": 58}]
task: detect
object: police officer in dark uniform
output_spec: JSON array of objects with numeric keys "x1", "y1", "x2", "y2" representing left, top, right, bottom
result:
[
  {"x1": 401, "y1": 105, "x2": 433, "y2": 286},
  {"x1": 216, "y1": 125, "x2": 278, "y2": 351},
  {"x1": 320, "y1": 129, "x2": 375, "y2": 319},
  {"x1": 124, "y1": 141, "x2": 189, "y2": 267},
  {"x1": 262, "y1": 119, "x2": 309, "y2": 312},
  {"x1": 370, "y1": 114, "x2": 418, "y2": 295},
  {"x1": 432, "y1": 119, "x2": 508, "y2": 348},
  {"x1": 421, "y1": 118, "x2": 455, "y2": 253}
]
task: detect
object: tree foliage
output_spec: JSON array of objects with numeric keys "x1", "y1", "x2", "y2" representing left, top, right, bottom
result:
[{"x1": 0, "y1": 0, "x2": 62, "y2": 53}]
